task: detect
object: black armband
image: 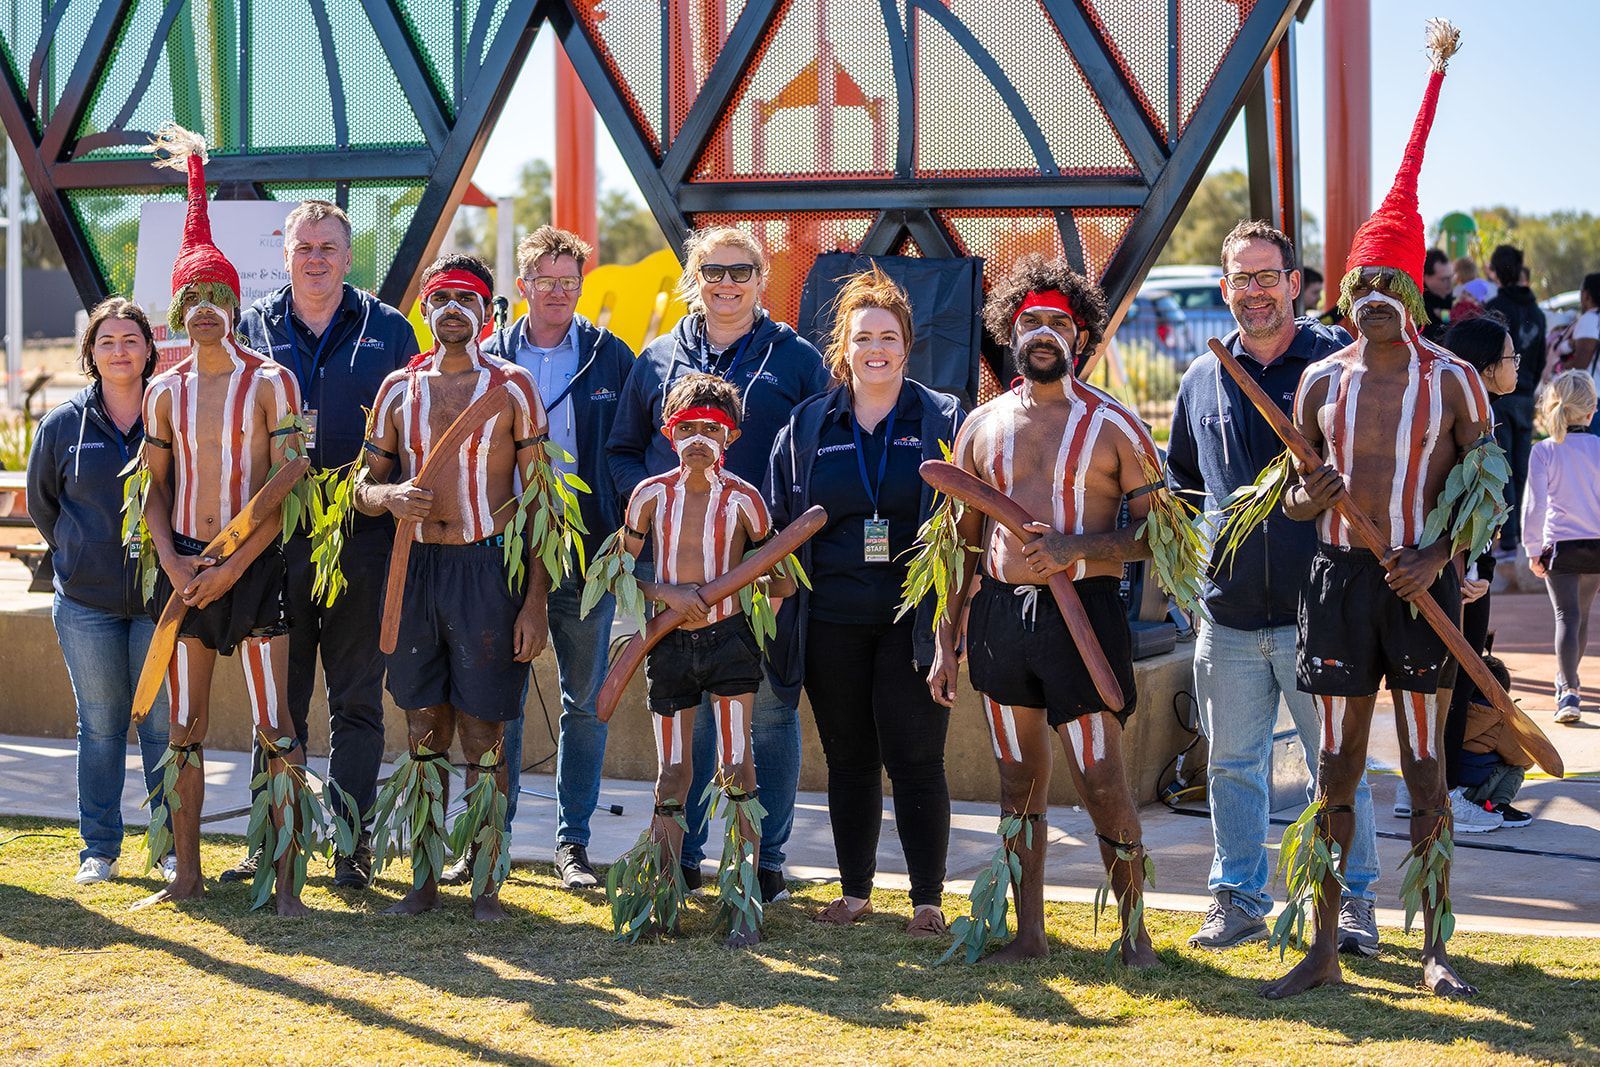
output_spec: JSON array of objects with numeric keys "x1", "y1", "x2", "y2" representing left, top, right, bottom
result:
[
  {"x1": 143, "y1": 433, "x2": 171, "y2": 449},
  {"x1": 1125, "y1": 479, "x2": 1165, "y2": 501},
  {"x1": 514, "y1": 435, "x2": 543, "y2": 451},
  {"x1": 269, "y1": 425, "x2": 298, "y2": 439},
  {"x1": 363, "y1": 440, "x2": 399, "y2": 461},
  {"x1": 624, "y1": 524, "x2": 647, "y2": 540},
  {"x1": 1465, "y1": 434, "x2": 1496, "y2": 453}
]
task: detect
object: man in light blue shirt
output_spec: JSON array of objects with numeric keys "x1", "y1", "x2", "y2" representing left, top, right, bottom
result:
[{"x1": 456, "y1": 227, "x2": 638, "y2": 890}]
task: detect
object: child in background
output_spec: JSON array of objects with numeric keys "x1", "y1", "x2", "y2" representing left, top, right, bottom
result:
[{"x1": 1457, "y1": 655, "x2": 1534, "y2": 828}]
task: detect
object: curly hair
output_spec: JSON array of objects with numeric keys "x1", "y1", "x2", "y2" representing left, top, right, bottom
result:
[
  {"x1": 981, "y1": 253, "x2": 1108, "y2": 355},
  {"x1": 662, "y1": 371, "x2": 743, "y2": 427},
  {"x1": 823, "y1": 263, "x2": 914, "y2": 389}
]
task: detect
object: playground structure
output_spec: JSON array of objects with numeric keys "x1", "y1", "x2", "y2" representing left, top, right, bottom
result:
[{"x1": 0, "y1": 0, "x2": 1345, "y2": 374}]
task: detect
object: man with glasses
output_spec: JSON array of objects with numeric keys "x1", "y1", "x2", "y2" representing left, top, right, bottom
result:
[
  {"x1": 463, "y1": 225, "x2": 637, "y2": 890},
  {"x1": 1167, "y1": 220, "x2": 1382, "y2": 954}
]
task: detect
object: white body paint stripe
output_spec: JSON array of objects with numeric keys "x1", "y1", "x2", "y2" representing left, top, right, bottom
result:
[
  {"x1": 983, "y1": 696, "x2": 1021, "y2": 762},
  {"x1": 171, "y1": 642, "x2": 190, "y2": 728}
]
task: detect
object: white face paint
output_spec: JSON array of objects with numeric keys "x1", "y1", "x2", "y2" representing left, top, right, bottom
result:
[
  {"x1": 427, "y1": 298, "x2": 481, "y2": 340},
  {"x1": 183, "y1": 300, "x2": 229, "y2": 333},
  {"x1": 1011, "y1": 322, "x2": 1072, "y2": 357},
  {"x1": 672, "y1": 432, "x2": 724, "y2": 461},
  {"x1": 1349, "y1": 289, "x2": 1407, "y2": 320}
]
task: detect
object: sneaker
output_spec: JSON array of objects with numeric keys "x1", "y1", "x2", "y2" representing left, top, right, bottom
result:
[
  {"x1": 1187, "y1": 891, "x2": 1267, "y2": 948},
  {"x1": 217, "y1": 849, "x2": 260, "y2": 883},
  {"x1": 1555, "y1": 687, "x2": 1581, "y2": 724},
  {"x1": 680, "y1": 863, "x2": 703, "y2": 891},
  {"x1": 1449, "y1": 788, "x2": 1503, "y2": 833},
  {"x1": 757, "y1": 866, "x2": 790, "y2": 903},
  {"x1": 74, "y1": 857, "x2": 118, "y2": 884},
  {"x1": 159, "y1": 855, "x2": 178, "y2": 883},
  {"x1": 438, "y1": 851, "x2": 472, "y2": 886},
  {"x1": 1392, "y1": 778, "x2": 1413, "y2": 818},
  {"x1": 333, "y1": 834, "x2": 374, "y2": 889},
  {"x1": 1492, "y1": 802, "x2": 1534, "y2": 828},
  {"x1": 554, "y1": 842, "x2": 598, "y2": 889},
  {"x1": 1337, "y1": 896, "x2": 1380, "y2": 958}
]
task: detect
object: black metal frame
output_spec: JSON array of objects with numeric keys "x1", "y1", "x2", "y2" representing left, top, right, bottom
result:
[{"x1": 2, "y1": 0, "x2": 1300, "y2": 337}]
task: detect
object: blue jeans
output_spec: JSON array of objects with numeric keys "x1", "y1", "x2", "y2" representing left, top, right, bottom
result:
[
  {"x1": 53, "y1": 594, "x2": 170, "y2": 863},
  {"x1": 1194, "y1": 618, "x2": 1378, "y2": 915},
  {"x1": 681, "y1": 673, "x2": 800, "y2": 872},
  {"x1": 502, "y1": 577, "x2": 615, "y2": 843}
]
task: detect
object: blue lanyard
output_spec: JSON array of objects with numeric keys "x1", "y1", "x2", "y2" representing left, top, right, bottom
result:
[
  {"x1": 699, "y1": 326, "x2": 757, "y2": 382},
  {"x1": 852, "y1": 406, "x2": 896, "y2": 520},
  {"x1": 279, "y1": 311, "x2": 345, "y2": 395}
]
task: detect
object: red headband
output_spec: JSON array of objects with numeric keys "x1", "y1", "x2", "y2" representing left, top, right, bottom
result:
[
  {"x1": 421, "y1": 268, "x2": 492, "y2": 304},
  {"x1": 663, "y1": 405, "x2": 737, "y2": 433},
  {"x1": 1012, "y1": 289, "x2": 1084, "y2": 329}
]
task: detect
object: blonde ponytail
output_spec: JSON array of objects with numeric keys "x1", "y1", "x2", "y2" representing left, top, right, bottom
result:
[{"x1": 1537, "y1": 370, "x2": 1599, "y2": 443}]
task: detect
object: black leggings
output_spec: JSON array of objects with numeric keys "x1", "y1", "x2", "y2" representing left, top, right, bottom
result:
[
  {"x1": 1444, "y1": 555, "x2": 1495, "y2": 788},
  {"x1": 803, "y1": 617, "x2": 950, "y2": 907}
]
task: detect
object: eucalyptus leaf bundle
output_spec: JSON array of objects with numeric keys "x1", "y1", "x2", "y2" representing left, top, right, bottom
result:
[
  {"x1": 1213, "y1": 449, "x2": 1295, "y2": 576},
  {"x1": 243, "y1": 737, "x2": 359, "y2": 910},
  {"x1": 1421, "y1": 439, "x2": 1511, "y2": 562},
  {"x1": 141, "y1": 744, "x2": 197, "y2": 873},
  {"x1": 705, "y1": 779, "x2": 767, "y2": 940},
  {"x1": 940, "y1": 812, "x2": 1030, "y2": 965},
  {"x1": 896, "y1": 496, "x2": 973, "y2": 632},
  {"x1": 1133, "y1": 452, "x2": 1208, "y2": 618},
  {"x1": 606, "y1": 801, "x2": 690, "y2": 944},
  {"x1": 582, "y1": 529, "x2": 648, "y2": 634},
  {"x1": 1092, "y1": 840, "x2": 1155, "y2": 967},
  {"x1": 369, "y1": 746, "x2": 457, "y2": 891},
  {"x1": 450, "y1": 750, "x2": 511, "y2": 899},
  {"x1": 120, "y1": 460, "x2": 159, "y2": 601},
  {"x1": 1400, "y1": 823, "x2": 1456, "y2": 945},
  {"x1": 502, "y1": 441, "x2": 591, "y2": 594},
  {"x1": 1268, "y1": 800, "x2": 1349, "y2": 959}
]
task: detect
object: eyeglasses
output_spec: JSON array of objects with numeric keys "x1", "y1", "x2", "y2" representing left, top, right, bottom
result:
[
  {"x1": 698, "y1": 263, "x2": 757, "y2": 284},
  {"x1": 527, "y1": 275, "x2": 581, "y2": 293},
  {"x1": 1500, "y1": 353, "x2": 1522, "y2": 368},
  {"x1": 1224, "y1": 269, "x2": 1287, "y2": 290}
]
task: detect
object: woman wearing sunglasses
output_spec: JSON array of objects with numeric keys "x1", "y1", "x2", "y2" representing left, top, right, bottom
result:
[{"x1": 608, "y1": 226, "x2": 830, "y2": 903}]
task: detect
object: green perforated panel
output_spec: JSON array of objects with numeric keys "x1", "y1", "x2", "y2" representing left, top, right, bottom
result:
[
  {"x1": 262, "y1": 181, "x2": 426, "y2": 294},
  {"x1": 66, "y1": 184, "x2": 186, "y2": 296}
]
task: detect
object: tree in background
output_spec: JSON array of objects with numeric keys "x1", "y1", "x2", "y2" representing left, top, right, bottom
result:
[
  {"x1": 1468, "y1": 207, "x2": 1600, "y2": 297},
  {"x1": 1157, "y1": 169, "x2": 1320, "y2": 271},
  {"x1": 453, "y1": 159, "x2": 667, "y2": 268}
]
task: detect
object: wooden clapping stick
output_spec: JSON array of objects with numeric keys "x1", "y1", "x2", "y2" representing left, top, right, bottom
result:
[
  {"x1": 132, "y1": 456, "x2": 311, "y2": 722},
  {"x1": 595, "y1": 505, "x2": 828, "y2": 723},
  {"x1": 1206, "y1": 337, "x2": 1564, "y2": 777},
  {"x1": 379, "y1": 375, "x2": 513, "y2": 655},
  {"x1": 919, "y1": 459, "x2": 1126, "y2": 711}
]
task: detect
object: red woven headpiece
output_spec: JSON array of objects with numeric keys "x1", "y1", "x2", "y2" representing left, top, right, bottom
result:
[
  {"x1": 1343, "y1": 21, "x2": 1459, "y2": 288},
  {"x1": 168, "y1": 144, "x2": 240, "y2": 301}
]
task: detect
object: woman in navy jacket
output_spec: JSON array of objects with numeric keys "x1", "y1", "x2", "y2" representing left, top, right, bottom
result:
[
  {"x1": 27, "y1": 299, "x2": 170, "y2": 884},
  {"x1": 767, "y1": 267, "x2": 964, "y2": 935}
]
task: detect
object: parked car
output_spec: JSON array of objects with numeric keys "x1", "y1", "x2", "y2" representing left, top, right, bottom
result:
[
  {"x1": 1138, "y1": 278, "x2": 1234, "y2": 360},
  {"x1": 1118, "y1": 289, "x2": 1189, "y2": 360}
]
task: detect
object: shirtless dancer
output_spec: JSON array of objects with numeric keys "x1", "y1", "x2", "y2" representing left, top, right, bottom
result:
[
  {"x1": 135, "y1": 125, "x2": 308, "y2": 915},
  {"x1": 1266, "y1": 22, "x2": 1486, "y2": 1000},
  {"x1": 931, "y1": 256, "x2": 1166, "y2": 966},
  {"x1": 356, "y1": 255, "x2": 549, "y2": 921},
  {"x1": 618, "y1": 373, "x2": 791, "y2": 947}
]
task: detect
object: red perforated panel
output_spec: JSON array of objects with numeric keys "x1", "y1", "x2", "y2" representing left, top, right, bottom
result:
[
  {"x1": 687, "y1": 210, "x2": 876, "y2": 324},
  {"x1": 940, "y1": 209, "x2": 1066, "y2": 276},
  {"x1": 1072, "y1": 208, "x2": 1136, "y2": 282},
  {"x1": 1084, "y1": 0, "x2": 1171, "y2": 142},
  {"x1": 1178, "y1": 0, "x2": 1256, "y2": 133},
  {"x1": 573, "y1": 0, "x2": 666, "y2": 154}
]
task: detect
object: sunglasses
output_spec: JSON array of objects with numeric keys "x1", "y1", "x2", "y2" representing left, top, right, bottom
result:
[
  {"x1": 698, "y1": 263, "x2": 757, "y2": 284},
  {"x1": 1224, "y1": 269, "x2": 1287, "y2": 290},
  {"x1": 527, "y1": 275, "x2": 582, "y2": 293}
]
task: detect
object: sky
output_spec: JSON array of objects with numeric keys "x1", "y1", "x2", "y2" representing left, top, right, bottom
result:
[{"x1": 472, "y1": 2, "x2": 1599, "y2": 226}]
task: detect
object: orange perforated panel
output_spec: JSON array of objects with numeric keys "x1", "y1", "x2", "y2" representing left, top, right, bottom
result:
[
  {"x1": 573, "y1": 0, "x2": 666, "y2": 153},
  {"x1": 687, "y1": 210, "x2": 876, "y2": 324},
  {"x1": 1178, "y1": 0, "x2": 1257, "y2": 133},
  {"x1": 1072, "y1": 208, "x2": 1136, "y2": 283},
  {"x1": 940, "y1": 209, "x2": 1066, "y2": 277},
  {"x1": 1083, "y1": 0, "x2": 1172, "y2": 142}
]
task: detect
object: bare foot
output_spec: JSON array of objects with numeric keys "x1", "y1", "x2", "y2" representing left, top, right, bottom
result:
[
  {"x1": 473, "y1": 895, "x2": 508, "y2": 922},
  {"x1": 382, "y1": 887, "x2": 440, "y2": 915},
  {"x1": 1423, "y1": 955, "x2": 1477, "y2": 997},
  {"x1": 724, "y1": 927, "x2": 761, "y2": 949},
  {"x1": 1260, "y1": 949, "x2": 1343, "y2": 999},
  {"x1": 979, "y1": 936, "x2": 1049, "y2": 965},
  {"x1": 1119, "y1": 933, "x2": 1160, "y2": 969},
  {"x1": 275, "y1": 895, "x2": 311, "y2": 918},
  {"x1": 131, "y1": 877, "x2": 204, "y2": 910}
]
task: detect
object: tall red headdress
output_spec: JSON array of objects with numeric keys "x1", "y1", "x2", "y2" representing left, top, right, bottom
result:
[
  {"x1": 146, "y1": 123, "x2": 241, "y2": 303},
  {"x1": 1342, "y1": 19, "x2": 1461, "y2": 290}
]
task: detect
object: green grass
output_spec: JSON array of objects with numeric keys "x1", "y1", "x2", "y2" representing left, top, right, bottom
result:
[{"x1": 3, "y1": 816, "x2": 1597, "y2": 1066}]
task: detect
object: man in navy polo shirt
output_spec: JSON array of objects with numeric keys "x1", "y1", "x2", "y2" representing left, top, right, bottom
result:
[
  {"x1": 1167, "y1": 220, "x2": 1380, "y2": 954},
  {"x1": 228, "y1": 200, "x2": 419, "y2": 888},
  {"x1": 471, "y1": 225, "x2": 636, "y2": 890}
]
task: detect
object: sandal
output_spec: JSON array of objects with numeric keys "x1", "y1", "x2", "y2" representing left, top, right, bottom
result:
[
  {"x1": 812, "y1": 897, "x2": 873, "y2": 925},
  {"x1": 905, "y1": 907, "x2": 948, "y2": 938}
]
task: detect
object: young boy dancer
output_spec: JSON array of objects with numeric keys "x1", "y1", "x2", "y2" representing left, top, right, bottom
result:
[{"x1": 610, "y1": 373, "x2": 793, "y2": 947}]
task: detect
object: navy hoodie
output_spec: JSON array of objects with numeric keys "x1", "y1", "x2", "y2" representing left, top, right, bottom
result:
[
  {"x1": 1166, "y1": 318, "x2": 1351, "y2": 630},
  {"x1": 607, "y1": 311, "x2": 830, "y2": 499},
  {"x1": 764, "y1": 380, "x2": 965, "y2": 706},
  {"x1": 27, "y1": 384, "x2": 147, "y2": 617},
  {"x1": 481, "y1": 314, "x2": 636, "y2": 559}
]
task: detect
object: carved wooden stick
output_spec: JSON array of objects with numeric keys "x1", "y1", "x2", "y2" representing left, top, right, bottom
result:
[
  {"x1": 1206, "y1": 337, "x2": 1562, "y2": 777},
  {"x1": 132, "y1": 456, "x2": 311, "y2": 722},
  {"x1": 919, "y1": 459, "x2": 1126, "y2": 710},
  {"x1": 596, "y1": 505, "x2": 828, "y2": 723},
  {"x1": 379, "y1": 378, "x2": 512, "y2": 655}
]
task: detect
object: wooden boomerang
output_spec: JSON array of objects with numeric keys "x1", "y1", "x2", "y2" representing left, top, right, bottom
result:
[
  {"x1": 1206, "y1": 337, "x2": 1564, "y2": 777},
  {"x1": 131, "y1": 456, "x2": 311, "y2": 722},
  {"x1": 919, "y1": 459, "x2": 1127, "y2": 711},
  {"x1": 379, "y1": 374, "x2": 514, "y2": 655},
  {"x1": 595, "y1": 505, "x2": 828, "y2": 723}
]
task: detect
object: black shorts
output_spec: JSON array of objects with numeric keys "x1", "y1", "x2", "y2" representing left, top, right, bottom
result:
[
  {"x1": 645, "y1": 615, "x2": 764, "y2": 716},
  {"x1": 1297, "y1": 543, "x2": 1461, "y2": 697},
  {"x1": 966, "y1": 575, "x2": 1136, "y2": 727},
  {"x1": 384, "y1": 535, "x2": 530, "y2": 723},
  {"x1": 146, "y1": 533, "x2": 289, "y2": 656}
]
